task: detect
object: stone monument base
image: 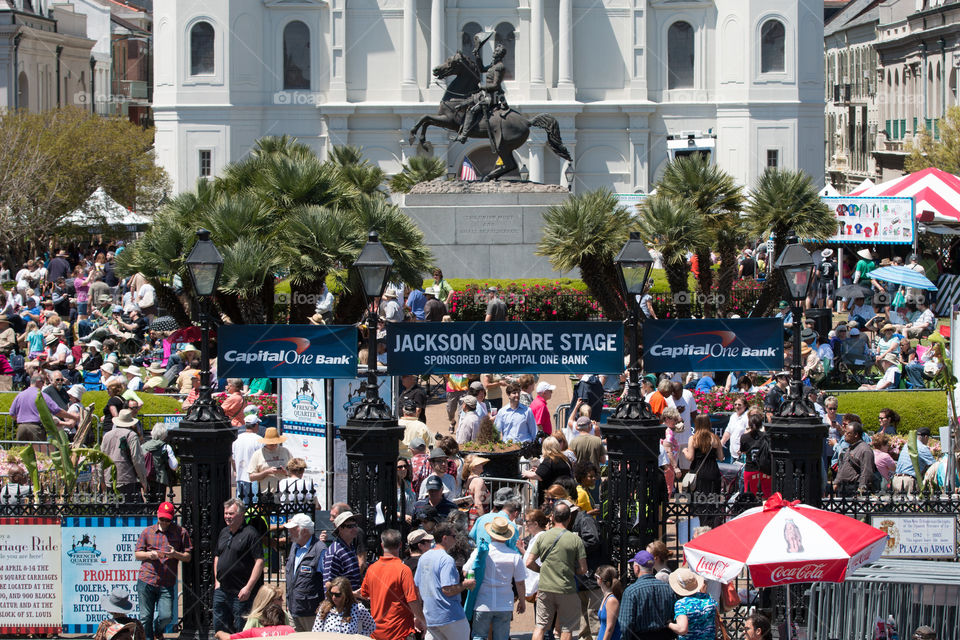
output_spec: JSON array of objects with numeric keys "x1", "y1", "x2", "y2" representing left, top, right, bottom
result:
[{"x1": 400, "y1": 179, "x2": 572, "y2": 279}]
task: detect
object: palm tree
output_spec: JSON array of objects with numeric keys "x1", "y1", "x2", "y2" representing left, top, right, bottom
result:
[
  {"x1": 389, "y1": 156, "x2": 446, "y2": 193},
  {"x1": 635, "y1": 194, "x2": 708, "y2": 318},
  {"x1": 118, "y1": 137, "x2": 435, "y2": 325},
  {"x1": 537, "y1": 189, "x2": 637, "y2": 321},
  {"x1": 656, "y1": 155, "x2": 743, "y2": 317},
  {"x1": 744, "y1": 168, "x2": 835, "y2": 317}
]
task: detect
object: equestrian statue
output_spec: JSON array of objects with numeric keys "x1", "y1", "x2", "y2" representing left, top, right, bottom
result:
[{"x1": 408, "y1": 34, "x2": 571, "y2": 182}]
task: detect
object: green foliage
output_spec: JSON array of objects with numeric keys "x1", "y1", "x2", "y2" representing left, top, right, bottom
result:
[
  {"x1": 537, "y1": 189, "x2": 638, "y2": 321},
  {"x1": 118, "y1": 139, "x2": 434, "y2": 325},
  {"x1": 0, "y1": 391, "x2": 182, "y2": 417},
  {"x1": 906, "y1": 106, "x2": 960, "y2": 174},
  {"x1": 833, "y1": 390, "x2": 947, "y2": 434},
  {"x1": 0, "y1": 106, "x2": 169, "y2": 265},
  {"x1": 389, "y1": 156, "x2": 446, "y2": 193}
]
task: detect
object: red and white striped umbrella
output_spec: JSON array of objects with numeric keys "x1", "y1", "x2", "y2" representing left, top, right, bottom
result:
[
  {"x1": 683, "y1": 493, "x2": 888, "y2": 588},
  {"x1": 849, "y1": 167, "x2": 960, "y2": 223}
]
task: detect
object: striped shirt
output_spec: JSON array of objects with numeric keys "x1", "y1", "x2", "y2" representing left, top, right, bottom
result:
[
  {"x1": 322, "y1": 536, "x2": 362, "y2": 590},
  {"x1": 618, "y1": 575, "x2": 677, "y2": 637}
]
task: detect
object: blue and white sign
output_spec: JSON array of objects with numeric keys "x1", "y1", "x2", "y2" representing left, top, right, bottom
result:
[
  {"x1": 280, "y1": 378, "x2": 327, "y2": 427},
  {"x1": 386, "y1": 321, "x2": 624, "y2": 375},
  {"x1": 643, "y1": 318, "x2": 784, "y2": 373},
  {"x1": 218, "y1": 325, "x2": 358, "y2": 379}
]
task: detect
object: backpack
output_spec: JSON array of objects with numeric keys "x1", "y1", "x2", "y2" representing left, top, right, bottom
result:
[
  {"x1": 749, "y1": 433, "x2": 773, "y2": 473},
  {"x1": 8, "y1": 353, "x2": 27, "y2": 390},
  {"x1": 142, "y1": 439, "x2": 170, "y2": 485},
  {"x1": 143, "y1": 450, "x2": 156, "y2": 483}
]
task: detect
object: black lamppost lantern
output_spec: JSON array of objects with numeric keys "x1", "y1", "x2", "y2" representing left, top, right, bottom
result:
[
  {"x1": 604, "y1": 231, "x2": 663, "y2": 581},
  {"x1": 564, "y1": 162, "x2": 574, "y2": 191},
  {"x1": 342, "y1": 231, "x2": 405, "y2": 556},
  {"x1": 169, "y1": 228, "x2": 235, "y2": 640},
  {"x1": 767, "y1": 239, "x2": 826, "y2": 508},
  {"x1": 519, "y1": 164, "x2": 529, "y2": 182}
]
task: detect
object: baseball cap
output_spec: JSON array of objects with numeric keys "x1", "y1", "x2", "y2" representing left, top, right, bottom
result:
[
  {"x1": 425, "y1": 476, "x2": 444, "y2": 491},
  {"x1": 157, "y1": 502, "x2": 175, "y2": 520},
  {"x1": 536, "y1": 381, "x2": 556, "y2": 394},
  {"x1": 643, "y1": 373, "x2": 657, "y2": 386},
  {"x1": 407, "y1": 529, "x2": 435, "y2": 545},
  {"x1": 576, "y1": 416, "x2": 592, "y2": 430},
  {"x1": 631, "y1": 550, "x2": 655, "y2": 568},
  {"x1": 409, "y1": 437, "x2": 426, "y2": 450},
  {"x1": 462, "y1": 395, "x2": 478, "y2": 408},
  {"x1": 429, "y1": 447, "x2": 447, "y2": 460},
  {"x1": 283, "y1": 513, "x2": 315, "y2": 530},
  {"x1": 469, "y1": 381, "x2": 485, "y2": 392},
  {"x1": 849, "y1": 327, "x2": 861, "y2": 336},
  {"x1": 243, "y1": 414, "x2": 260, "y2": 426},
  {"x1": 917, "y1": 427, "x2": 931, "y2": 437},
  {"x1": 418, "y1": 506, "x2": 440, "y2": 522}
]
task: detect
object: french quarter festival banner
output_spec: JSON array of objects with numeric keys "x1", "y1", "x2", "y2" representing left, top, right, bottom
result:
[
  {"x1": 217, "y1": 325, "x2": 358, "y2": 379},
  {"x1": 642, "y1": 318, "x2": 784, "y2": 373},
  {"x1": 386, "y1": 321, "x2": 624, "y2": 375}
]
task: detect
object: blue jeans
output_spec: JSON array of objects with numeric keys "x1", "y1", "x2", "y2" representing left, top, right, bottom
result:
[
  {"x1": 472, "y1": 610, "x2": 512, "y2": 640},
  {"x1": 213, "y1": 588, "x2": 252, "y2": 633},
  {"x1": 137, "y1": 581, "x2": 174, "y2": 639}
]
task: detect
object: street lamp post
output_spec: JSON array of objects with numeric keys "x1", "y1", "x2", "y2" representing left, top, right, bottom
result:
[
  {"x1": 168, "y1": 228, "x2": 235, "y2": 640},
  {"x1": 768, "y1": 240, "x2": 827, "y2": 507},
  {"x1": 604, "y1": 231, "x2": 663, "y2": 580},
  {"x1": 341, "y1": 231, "x2": 405, "y2": 555}
]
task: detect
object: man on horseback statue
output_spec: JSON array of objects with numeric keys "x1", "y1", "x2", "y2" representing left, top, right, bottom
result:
[{"x1": 455, "y1": 35, "x2": 508, "y2": 155}]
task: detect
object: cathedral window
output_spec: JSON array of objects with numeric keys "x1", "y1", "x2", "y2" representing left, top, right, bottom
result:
[
  {"x1": 283, "y1": 21, "x2": 311, "y2": 90},
  {"x1": 667, "y1": 21, "x2": 694, "y2": 89},
  {"x1": 760, "y1": 20, "x2": 785, "y2": 74},
  {"x1": 191, "y1": 21, "x2": 215, "y2": 76}
]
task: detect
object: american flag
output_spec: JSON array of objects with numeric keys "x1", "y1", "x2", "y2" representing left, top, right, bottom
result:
[{"x1": 460, "y1": 157, "x2": 478, "y2": 181}]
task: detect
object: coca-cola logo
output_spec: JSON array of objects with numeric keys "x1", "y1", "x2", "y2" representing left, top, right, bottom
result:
[
  {"x1": 768, "y1": 563, "x2": 827, "y2": 583},
  {"x1": 694, "y1": 557, "x2": 730, "y2": 578}
]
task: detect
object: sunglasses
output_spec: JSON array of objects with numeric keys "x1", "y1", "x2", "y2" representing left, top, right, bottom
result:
[
  {"x1": 330, "y1": 591, "x2": 343, "y2": 598},
  {"x1": 342, "y1": 523, "x2": 359, "y2": 529},
  {"x1": 397, "y1": 464, "x2": 409, "y2": 469}
]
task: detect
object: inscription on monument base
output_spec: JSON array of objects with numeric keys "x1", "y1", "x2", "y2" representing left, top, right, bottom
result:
[{"x1": 456, "y1": 210, "x2": 523, "y2": 244}]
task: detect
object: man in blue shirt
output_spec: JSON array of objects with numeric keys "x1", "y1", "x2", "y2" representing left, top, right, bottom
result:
[
  {"x1": 892, "y1": 427, "x2": 936, "y2": 493},
  {"x1": 494, "y1": 382, "x2": 538, "y2": 442},
  {"x1": 618, "y1": 551, "x2": 676, "y2": 640},
  {"x1": 469, "y1": 487, "x2": 521, "y2": 550},
  {"x1": 415, "y1": 522, "x2": 475, "y2": 640},
  {"x1": 406, "y1": 286, "x2": 426, "y2": 320}
]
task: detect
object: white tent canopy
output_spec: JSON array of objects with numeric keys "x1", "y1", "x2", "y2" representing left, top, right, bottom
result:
[
  {"x1": 63, "y1": 187, "x2": 151, "y2": 229},
  {"x1": 820, "y1": 183, "x2": 841, "y2": 197}
]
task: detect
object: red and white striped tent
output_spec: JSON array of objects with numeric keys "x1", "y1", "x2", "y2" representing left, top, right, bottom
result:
[{"x1": 849, "y1": 167, "x2": 960, "y2": 224}]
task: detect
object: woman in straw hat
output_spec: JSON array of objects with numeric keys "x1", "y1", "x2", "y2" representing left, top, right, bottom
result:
[
  {"x1": 463, "y1": 516, "x2": 526, "y2": 638},
  {"x1": 461, "y1": 454, "x2": 491, "y2": 526},
  {"x1": 667, "y1": 568, "x2": 717, "y2": 640}
]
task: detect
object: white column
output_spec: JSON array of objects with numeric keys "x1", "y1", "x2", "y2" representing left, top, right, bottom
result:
[
  {"x1": 430, "y1": 0, "x2": 445, "y2": 78},
  {"x1": 529, "y1": 0, "x2": 545, "y2": 98},
  {"x1": 402, "y1": 0, "x2": 418, "y2": 100},
  {"x1": 528, "y1": 142, "x2": 545, "y2": 183},
  {"x1": 558, "y1": 0, "x2": 574, "y2": 97},
  {"x1": 329, "y1": 0, "x2": 346, "y2": 100}
]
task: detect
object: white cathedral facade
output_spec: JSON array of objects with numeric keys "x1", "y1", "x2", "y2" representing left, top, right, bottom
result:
[{"x1": 154, "y1": 0, "x2": 825, "y2": 194}]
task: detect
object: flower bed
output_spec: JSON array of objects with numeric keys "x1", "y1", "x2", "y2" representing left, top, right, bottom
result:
[
  {"x1": 448, "y1": 283, "x2": 601, "y2": 322},
  {"x1": 693, "y1": 389, "x2": 766, "y2": 414}
]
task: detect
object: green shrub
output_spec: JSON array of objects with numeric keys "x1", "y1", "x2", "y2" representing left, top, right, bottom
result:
[
  {"x1": 833, "y1": 390, "x2": 948, "y2": 434},
  {"x1": 0, "y1": 391, "x2": 182, "y2": 417}
]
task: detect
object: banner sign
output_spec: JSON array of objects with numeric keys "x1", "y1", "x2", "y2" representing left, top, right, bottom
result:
[
  {"x1": 386, "y1": 321, "x2": 624, "y2": 375},
  {"x1": 280, "y1": 378, "x2": 327, "y2": 427},
  {"x1": 218, "y1": 325, "x2": 358, "y2": 379},
  {"x1": 870, "y1": 515, "x2": 957, "y2": 559},
  {"x1": 821, "y1": 197, "x2": 915, "y2": 245},
  {"x1": 643, "y1": 318, "x2": 783, "y2": 373},
  {"x1": 60, "y1": 516, "x2": 173, "y2": 634},
  {"x1": 281, "y1": 423, "x2": 329, "y2": 511},
  {"x1": 0, "y1": 517, "x2": 62, "y2": 635}
]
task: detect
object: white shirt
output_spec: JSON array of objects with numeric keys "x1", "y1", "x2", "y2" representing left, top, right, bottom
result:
[
  {"x1": 817, "y1": 342, "x2": 834, "y2": 362},
  {"x1": 878, "y1": 365, "x2": 898, "y2": 389},
  {"x1": 723, "y1": 412, "x2": 749, "y2": 459},
  {"x1": 127, "y1": 376, "x2": 142, "y2": 391},
  {"x1": 136, "y1": 283, "x2": 156, "y2": 308},
  {"x1": 465, "y1": 540, "x2": 527, "y2": 612},
  {"x1": 667, "y1": 389, "x2": 696, "y2": 426},
  {"x1": 523, "y1": 530, "x2": 544, "y2": 596},
  {"x1": 232, "y1": 431, "x2": 264, "y2": 483}
]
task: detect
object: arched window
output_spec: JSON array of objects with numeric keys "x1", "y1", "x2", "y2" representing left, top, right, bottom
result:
[
  {"x1": 461, "y1": 22, "x2": 482, "y2": 55},
  {"x1": 495, "y1": 22, "x2": 516, "y2": 80},
  {"x1": 283, "y1": 21, "x2": 311, "y2": 90},
  {"x1": 17, "y1": 71, "x2": 28, "y2": 109},
  {"x1": 667, "y1": 21, "x2": 694, "y2": 89},
  {"x1": 760, "y1": 20, "x2": 785, "y2": 73},
  {"x1": 190, "y1": 21, "x2": 215, "y2": 75}
]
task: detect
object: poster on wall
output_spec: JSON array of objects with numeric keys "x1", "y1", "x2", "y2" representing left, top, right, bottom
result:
[
  {"x1": 282, "y1": 423, "x2": 329, "y2": 511},
  {"x1": 870, "y1": 515, "x2": 957, "y2": 558},
  {"x1": 820, "y1": 196, "x2": 915, "y2": 245},
  {"x1": 0, "y1": 517, "x2": 62, "y2": 635},
  {"x1": 332, "y1": 376, "x2": 393, "y2": 426},
  {"x1": 60, "y1": 516, "x2": 175, "y2": 634},
  {"x1": 280, "y1": 378, "x2": 327, "y2": 427}
]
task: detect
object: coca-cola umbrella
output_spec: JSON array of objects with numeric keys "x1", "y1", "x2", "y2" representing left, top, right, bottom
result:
[{"x1": 683, "y1": 493, "x2": 887, "y2": 638}]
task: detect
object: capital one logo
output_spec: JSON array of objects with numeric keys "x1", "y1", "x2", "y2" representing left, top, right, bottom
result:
[
  {"x1": 224, "y1": 337, "x2": 350, "y2": 367},
  {"x1": 768, "y1": 563, "x2": 827, "y2": 584},
  {"x1": 648, "y1": 329, "x2": 777, "y2": 363}
]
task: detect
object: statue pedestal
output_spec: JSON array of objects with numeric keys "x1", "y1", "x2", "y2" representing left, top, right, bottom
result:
[{"x1": 400, "y1": 180, "x2": 571, "y2": 279}]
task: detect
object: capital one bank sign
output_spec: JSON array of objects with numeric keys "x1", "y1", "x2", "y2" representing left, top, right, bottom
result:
[
  {"x1": 643, "y1": 319, "x2": 784, "y2": 373},
  {"x1": 218, "y1": 325, "x2": 359, "y2": 378}
]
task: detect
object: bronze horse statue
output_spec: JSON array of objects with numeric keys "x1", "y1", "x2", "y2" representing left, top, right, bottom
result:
[{"x1": 408, "y1": 50, "x2": 571, "y2": 182}]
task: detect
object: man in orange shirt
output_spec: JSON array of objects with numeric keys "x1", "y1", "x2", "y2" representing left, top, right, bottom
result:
[
  {"x1": 644, "y1": 375, "x2": 668, "y2": 416},
  {"x1": 361, "y1": 529, "x2": 426, "y2": 640}
]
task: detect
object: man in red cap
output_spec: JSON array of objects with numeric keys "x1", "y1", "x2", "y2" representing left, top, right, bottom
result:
[{"x1": 134, "y1": 502, "x2": 193, "y2": 640}]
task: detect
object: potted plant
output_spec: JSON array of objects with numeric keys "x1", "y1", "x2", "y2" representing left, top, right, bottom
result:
[{"x1": 459, "y1": 418, "x2": 537, "y2": 479}]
